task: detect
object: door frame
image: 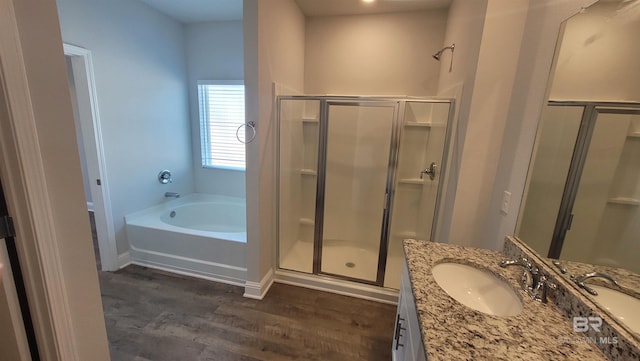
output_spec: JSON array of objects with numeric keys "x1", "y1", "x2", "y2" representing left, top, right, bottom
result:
[
  {"x1": 63, "y1": 44, "x2": 118, "y2": 271},
  {"x1": 0, "y1": 0, "x2": 83, "y2": 359}
]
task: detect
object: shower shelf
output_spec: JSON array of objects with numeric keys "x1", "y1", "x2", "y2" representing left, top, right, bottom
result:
[
  {"x1": 396, "y1": 231, "x2": 417, "y2": 239},
  {"x1": 398, "y1": 178, "x2": 424, "y2": 185},
  {"x1": 299, "y1": 218, "x2": 315, "y2": 226},
  {"x1": 302, "y1": 117, "x2": 318, "y2": 124},
  {"x1": 404, "y1": 122, "x2": 445, "y2": 128},
  {"x1": 627, "y1": 131, "x2": 640, "y2": 138},
  {"x1": 607, "y1": 197, "x2": 640, "y2": 206},
  {"x1": 300, "y1": 168, "x2": 317, "y2": 176},
  {"x1": 404, "y1": 122, "x2": 433, "y2": 128}
]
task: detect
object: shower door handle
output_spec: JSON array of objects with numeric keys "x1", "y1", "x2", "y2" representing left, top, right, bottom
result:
[{"x1": 420, "y1": 162, "x2": 437, "y2": 181}]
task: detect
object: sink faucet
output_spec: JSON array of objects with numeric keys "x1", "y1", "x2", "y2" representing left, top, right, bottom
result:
[
  {"x1": 572, "y1": 272, "x2": 619, "y2": 296},
  {"x1": 499, "y1": 258, "x2": 533, "y2": 288},
  {"x1": 499, "y1": 257, "x2": 555, "y2": 303},
  {"x1": 164, "y1": 192, "x2": 180, "y2": 198}
]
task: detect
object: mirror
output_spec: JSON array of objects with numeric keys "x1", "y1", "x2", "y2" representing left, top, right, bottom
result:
[{"x1": 516, "y1": 0, "x2": 640, "y2": 338}]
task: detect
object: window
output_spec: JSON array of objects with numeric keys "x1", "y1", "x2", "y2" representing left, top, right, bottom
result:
[{"x1": 198, "y1": 81, "x2": 245, "y2": 170}]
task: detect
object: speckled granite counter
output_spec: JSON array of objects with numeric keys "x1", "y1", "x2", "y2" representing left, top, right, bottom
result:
[
  {"x1": 504, "y1": 236, "x2": 640, "y2": 360},
  {"x1": 403, "y1": 239, "x2": 608, "y2": 361},
  {"x1": 547, "y1": 258, "x2": 640, "y2": 301}
]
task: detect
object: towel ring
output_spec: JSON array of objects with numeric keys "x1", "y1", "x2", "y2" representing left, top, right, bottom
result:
[{"x1": 236, "y1": 121, "x2": 256, "y2": 144}]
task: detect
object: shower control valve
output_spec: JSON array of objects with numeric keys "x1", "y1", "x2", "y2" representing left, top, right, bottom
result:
[
  {"x1": 420, "y1": 162, "x2": 437, "y2": 181},
  {"x1": 158, "y1": 170, "x2": 173, "y2": 184}
]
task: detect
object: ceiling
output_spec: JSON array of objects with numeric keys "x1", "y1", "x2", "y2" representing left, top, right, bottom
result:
[
  {"x1": 294, "y1": 0, "x2": 452, "y2": 17},
  {"x1": 137, "y1": 0, "x2": 243, "y2": 23},
  {"x1": 137, "y1": 0, "x2": 452, "y2": 24}
]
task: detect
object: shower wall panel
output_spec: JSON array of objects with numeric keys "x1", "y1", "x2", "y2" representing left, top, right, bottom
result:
[{"x1": 278, "y1": 99, "x2": 319, "y2": 273}]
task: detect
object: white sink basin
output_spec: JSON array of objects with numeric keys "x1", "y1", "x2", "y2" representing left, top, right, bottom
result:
[
  {"x1": 590, "y1": 285, "x2": 640, "y2": 335},
  {"x1": 431, "y1": 262, "x2": 523, "y2": 317}
]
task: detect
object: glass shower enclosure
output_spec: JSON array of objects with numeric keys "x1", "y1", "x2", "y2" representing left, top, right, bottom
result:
[{"x1": 277, "y1": 96, "x2": 453, "y2": 289}]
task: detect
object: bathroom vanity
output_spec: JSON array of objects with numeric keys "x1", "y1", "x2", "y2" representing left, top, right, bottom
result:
[{"x1": 394, "y1": 238, "x2": 640, "y2": 360}]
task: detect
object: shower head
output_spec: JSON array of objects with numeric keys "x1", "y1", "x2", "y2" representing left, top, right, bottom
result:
[{"x1": 432, "y1": 44, "x2": 455, "y2": 61}]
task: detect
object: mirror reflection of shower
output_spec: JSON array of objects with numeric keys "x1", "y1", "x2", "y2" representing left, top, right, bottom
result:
[{"x1": 432, "y1": 43, "x2": 455, "y2": 72}]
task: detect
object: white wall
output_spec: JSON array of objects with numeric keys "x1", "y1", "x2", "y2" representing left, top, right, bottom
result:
[
  {"x1": 56, "y1": 0, "x2": 193, "y2": 254},
  {"x1": 185, "y1": 20, "x2": 246, "y2": 197},
  {"x1": 304, "y1": 10, "x2": 447, "y2": 96},
  {"x1": 244, "y1": 0, "x2": 305, "y2": 289},
  {"x1": 549, "y1": 1, "x2": 640, "y2": 102},
  {"x1": 446, "y1": 0, "x2": 530, "y2": 247},
  {"x1": 434, "y1": 0, "x2": 487, "y2": 243}
]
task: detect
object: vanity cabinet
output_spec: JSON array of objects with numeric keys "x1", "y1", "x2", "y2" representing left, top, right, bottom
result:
[{"x1": 392, "y1": 259, "x2": 426, "y2": 361}]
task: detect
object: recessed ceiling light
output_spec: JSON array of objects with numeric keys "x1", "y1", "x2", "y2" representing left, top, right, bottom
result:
[{"x1": 362, "y1": 0, "x2": 375, "y2": 3}]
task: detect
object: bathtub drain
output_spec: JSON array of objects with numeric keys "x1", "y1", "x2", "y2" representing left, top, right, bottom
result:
[
  {"x1": 170, "y1": 211, "x2": 176, "y2": 218},
  {"x1": 345, "y1": 262, "x2": 355, "y2": 268}
]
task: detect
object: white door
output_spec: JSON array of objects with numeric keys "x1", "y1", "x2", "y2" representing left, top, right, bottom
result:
[{"x1": 0, "y1": 239, "x2": 32, "y2": 361}]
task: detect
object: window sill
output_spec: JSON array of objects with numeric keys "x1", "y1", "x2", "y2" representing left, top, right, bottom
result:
[{"x1": 202, "y1": 165, "x2": 246, "y2": 172}]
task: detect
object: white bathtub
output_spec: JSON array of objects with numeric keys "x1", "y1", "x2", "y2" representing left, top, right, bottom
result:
[{"x1": 125, "y1": 193, "x2": 247, "y2": 285}]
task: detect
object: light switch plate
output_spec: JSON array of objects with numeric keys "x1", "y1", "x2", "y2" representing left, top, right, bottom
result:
[{"x1": 501, "y1": 191, "x2": 512, "y2": 215}]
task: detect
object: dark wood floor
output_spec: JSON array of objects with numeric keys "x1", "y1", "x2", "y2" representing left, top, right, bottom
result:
[{"x1": 90, "y1": 213, "x2": 396, "y2": 361}]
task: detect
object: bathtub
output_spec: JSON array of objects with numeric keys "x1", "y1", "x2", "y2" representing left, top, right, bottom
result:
[{"x1": 125, "y1": 193, "x2": 247, "y2": 285}]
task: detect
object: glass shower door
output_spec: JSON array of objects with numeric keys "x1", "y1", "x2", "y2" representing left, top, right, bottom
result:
[
  {"x1": 278, "y1": 99, "x2": 320, "y2": 274},
  {"x1": 517, "y1": 105, "x2": 584, "y2": 256},
  {"x1": 317, "y1": 102, "x2": 398, "y2": 283},
  {"x1": 559, "y1": 110, "x2": 640, "y2": 272}
]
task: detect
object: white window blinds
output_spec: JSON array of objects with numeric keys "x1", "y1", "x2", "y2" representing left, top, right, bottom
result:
[{"x1": 198, "y1": 82, "x2": 245, "y2": 170}]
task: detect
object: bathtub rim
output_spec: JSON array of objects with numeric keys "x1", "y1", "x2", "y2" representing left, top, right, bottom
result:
[{"x1": 125, "y1": 193, "x2": 247, "y2": 243}]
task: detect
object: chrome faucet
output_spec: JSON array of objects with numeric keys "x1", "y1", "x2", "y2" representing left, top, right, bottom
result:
[
  {"x1": 164, "y1": 192, "x2": 180, "y2": 198},
  {"x1": 499, "y1": 257, "x2": 556, "y2": 303},
  {"x1": 572, "y1": 272, "x2": 619, "y2": 296},
  {"x1": 419, "y1": 162, "x2": 437, "y2": 180},
  {"x1": 499, "y1": 258, "x2": 533, "y2": 290}
]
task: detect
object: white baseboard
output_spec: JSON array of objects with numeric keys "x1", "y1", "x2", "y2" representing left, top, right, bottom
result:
[
  {"x1": 130, "y1": 246, "x2": 246, "y2": 287},
  {"x1": 274, "y1": 269, "x2": 398, "y2": 304},
  {"x1": 86, "y1": 201, "x2": 94, "y2": 212},
  {"x1": 117, "y1": 251, "x2": 131, "y2": 269},
  {"x1": 243, "y1": 268, "x2": 274, "y2": 300}
]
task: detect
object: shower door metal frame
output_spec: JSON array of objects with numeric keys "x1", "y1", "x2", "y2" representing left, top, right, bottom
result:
[
  {"x1": 275, "y1": 96, "x2": 455, "y2": 288},
  {"x1": 544, "y1": 101, "x2": 640, "y2": 258},
  {"x1": 313, "y1": 99, "x2": 401, "y2": 286}
]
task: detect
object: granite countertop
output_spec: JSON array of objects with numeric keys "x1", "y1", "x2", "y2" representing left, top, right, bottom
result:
[
  {"x1": 549, "y1": 258, "x2": 640, "y2": 300},
  {"x1": 403, "y1": 239, "x2": 608, "y2": 361}
]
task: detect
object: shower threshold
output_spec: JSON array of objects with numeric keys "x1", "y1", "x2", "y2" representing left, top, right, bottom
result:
[{"x1": 273, "y1": 268, "x2": 399, "y2": 304}]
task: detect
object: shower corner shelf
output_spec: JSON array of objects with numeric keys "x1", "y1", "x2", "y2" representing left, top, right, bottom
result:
[
  {"x1": 628, "y1": 131, "x2": 640, "y2": 138},
  {"x1": 302, "y1": 117, "x2": 318, "y2": 124},
  {"x1": 607, "y1": 197, "x2": 640, "y2": 206},
  {"x1": 398, "y1": 178, "x2": 424, "y2": 185},
  {"x1": 396, "y1": 231, "x2": 417, "y2": 239},
  {"x1": 299, "y1": 218, "x2": 315, "y2": 226},
  {"x1": 404, "y1": 122, "x2": 433, "y2": 128},
  {"x1": 300, "y1": 168, "x2": 317, "y2": 176}
]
